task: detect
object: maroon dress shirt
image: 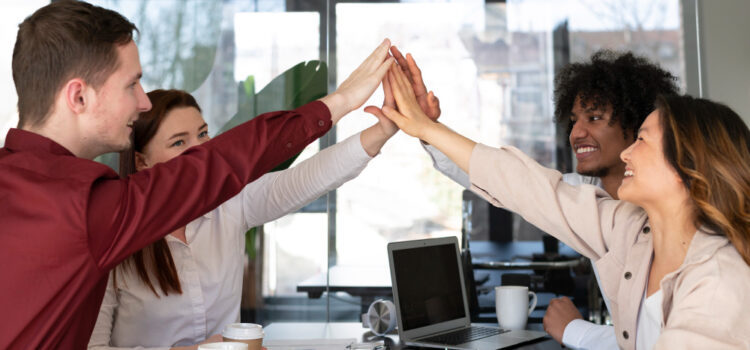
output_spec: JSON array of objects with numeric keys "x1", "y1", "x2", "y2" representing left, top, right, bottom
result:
[{"x1": 0, "y1": 101, "x2": 332, "y2": 349}]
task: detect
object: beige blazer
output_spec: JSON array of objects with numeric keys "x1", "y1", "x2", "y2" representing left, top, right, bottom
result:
[{"x1": 468, "y1": 144, "x2": 750, "y2": 350}]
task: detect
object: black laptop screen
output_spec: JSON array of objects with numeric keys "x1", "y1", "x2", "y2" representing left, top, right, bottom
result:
[{"x1": 393, "y1": 242, "x2": 466, "y2": 331}]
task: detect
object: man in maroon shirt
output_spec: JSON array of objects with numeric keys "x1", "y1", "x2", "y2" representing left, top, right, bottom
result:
[{"x1": 0, "y1": 1, "x2": 394, "y2": 348}]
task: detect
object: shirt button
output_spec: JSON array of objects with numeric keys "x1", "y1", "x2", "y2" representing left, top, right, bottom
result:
[
  {"x1": 318, "y1": 120, "x2": 325, "y2": 127},
  {"x1": 623, "y1": 331, "x2": 629, "y2": 339},
  {"x1": 624, "y1": 272, "x2": 632, "y2": 279},
  {"x1": 643, "y1": 226, "x2": 650, "y2": 234},
  {"x1": 286, "y1": 142, "x2": 292, "y2": 148}
]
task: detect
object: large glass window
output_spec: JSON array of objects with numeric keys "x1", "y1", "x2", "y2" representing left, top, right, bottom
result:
[
  {"x1": 2, "y1": 0, "x2": 688, "y2": 324},
  {"x1": 0, "y1": 1, "x2": 50, "y2": 145}
]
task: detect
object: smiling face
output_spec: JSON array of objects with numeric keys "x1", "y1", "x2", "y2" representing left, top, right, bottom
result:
[
  {"x1": 136, "y1": 106, "x2": 210, "y2": 170},
  {"x1": 569, "y1": 95, "x2": 632, "y2": 178},
  {"x1": 82, "y1": 41, "x2": 151, "y2": 156},
  {"x1": 618, "y1": 110, "x2": 683, "y2": 205}
]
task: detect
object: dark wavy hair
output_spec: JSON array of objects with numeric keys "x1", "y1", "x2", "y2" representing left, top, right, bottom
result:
[
  {"x1": 658, "y1": 95, "x2": 750, "y2": 266},
  {"x1": 554, "y1": 50, "x2": 679, "y2": 139}
]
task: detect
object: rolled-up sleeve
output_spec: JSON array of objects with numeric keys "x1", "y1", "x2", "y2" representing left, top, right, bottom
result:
[{"x1": 467, "y1": 143, "x2": 640, "y2": 261}]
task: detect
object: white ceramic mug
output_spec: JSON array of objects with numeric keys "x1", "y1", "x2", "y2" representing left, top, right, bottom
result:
[{"x1": 495, "y1": 286, "x2": 537, "y2": 331}]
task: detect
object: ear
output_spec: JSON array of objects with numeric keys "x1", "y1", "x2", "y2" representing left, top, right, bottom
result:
[
  {"x1": 134, "y1": 151, "x2": 149, "y2": 171},
  {"x1": 63, "y1": 78, "x2": 89, "y2": 115}
]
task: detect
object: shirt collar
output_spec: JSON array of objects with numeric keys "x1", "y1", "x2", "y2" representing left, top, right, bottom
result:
[
  {"x1": 4, "y1": 128, "x2": 76, "y2": 156},
  {"x1": 681, "y1": 227, "x2": 730, "y2": 266}
]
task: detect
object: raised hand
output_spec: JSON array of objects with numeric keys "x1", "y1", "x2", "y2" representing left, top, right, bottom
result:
[
  {"x1": 321, "y1": 39, "x2": 395, "y2": 123},
  {"x1": 383, "y1": 61, "x2": 476, "y2": 172},
  {"x1": 381, "y1": 64, "x2": 435, "y2": 140},
  {"x1": 364, "y1": 72, "x2": 399, "y2": 137},
  {"x1": 390, "y1": 46, "x2": 441, "y2": 120}
]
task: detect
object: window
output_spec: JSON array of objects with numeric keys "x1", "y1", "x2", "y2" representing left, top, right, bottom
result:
[
  {"x1": 4, "y1": 0, "x2": 687, "y2": 323},
  {"x1": 0, "y1": 1, "x2": 49, "y2": 145}
]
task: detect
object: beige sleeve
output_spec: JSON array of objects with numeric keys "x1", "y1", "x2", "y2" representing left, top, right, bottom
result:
[{"x1": 467, "y1": 143, "x2": 640, "y2": 261}]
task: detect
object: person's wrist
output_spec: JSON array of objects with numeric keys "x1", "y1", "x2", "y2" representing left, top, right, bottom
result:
[
  {"x1": 380, "y1": 122, "x2": 398, "y2": 138},
  {"x1": 419, "y1": 117, "x2": 440, "y2": 144},
  {"x1": 420, "y1": 120, "x2": 443, "y2": 143},
  {"x1": 319, "y1": 92, "x2": 350, "y2": 123}
]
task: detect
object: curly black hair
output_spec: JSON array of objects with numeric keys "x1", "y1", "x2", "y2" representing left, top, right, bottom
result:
[{"x1": 554, "y1": 50, "x2": 679, "y2": 139}]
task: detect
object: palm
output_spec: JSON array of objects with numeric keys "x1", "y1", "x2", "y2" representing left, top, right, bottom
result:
[
  {"x1": 390, "y1": 46, "x2": 441, "y2": 121},
  {"x1": 364, "y1": 73, "x2": 399, "y2": 137}
]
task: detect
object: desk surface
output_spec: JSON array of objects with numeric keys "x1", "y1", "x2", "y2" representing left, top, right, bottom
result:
[{"x1": 264, "y1": 322, "x2": 558, "y2": 350}]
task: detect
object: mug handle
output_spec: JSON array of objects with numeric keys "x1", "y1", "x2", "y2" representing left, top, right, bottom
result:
[{"x1": 527, "y1": 291, "x2": 537, "y2": 316}]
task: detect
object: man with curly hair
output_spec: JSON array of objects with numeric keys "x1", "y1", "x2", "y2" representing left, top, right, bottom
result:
[{"x1": 410, "y1": 50, "x2": 678, "y2": 349}]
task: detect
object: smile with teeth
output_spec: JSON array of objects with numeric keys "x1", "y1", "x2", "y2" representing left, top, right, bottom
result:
[
  {"x1": 624, "y1": 169, "x2": 634, "y2": 177},
  {"x1": 576, "y1": 146, "x2": 598, "y2": 154}
]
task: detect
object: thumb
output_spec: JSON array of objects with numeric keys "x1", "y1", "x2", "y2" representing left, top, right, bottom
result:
[
  {"x1": 381, "y1": 105, "x2": 403, "y2": 123},
  {"x1": 364, "y1": 105, "x2": 386, "y2": 119}
]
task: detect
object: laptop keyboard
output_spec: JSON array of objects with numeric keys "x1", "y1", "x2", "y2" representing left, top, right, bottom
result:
[{"x1": 420, "y1": 326, "x2": 507, "y2": 345}]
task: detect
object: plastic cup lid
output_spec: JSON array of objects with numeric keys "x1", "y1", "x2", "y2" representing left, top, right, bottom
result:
[{"x1": 222, "y1": 323, "x2": 264, "y2": 340}]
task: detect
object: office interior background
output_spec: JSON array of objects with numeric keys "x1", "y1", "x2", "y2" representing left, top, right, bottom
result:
[{"x1": 2, "y1": 0, "x2": 749, "y2": 323}]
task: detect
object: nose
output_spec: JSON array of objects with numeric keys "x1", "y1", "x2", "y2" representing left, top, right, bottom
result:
[
  {"x1": 136, "y1": 84, "x2": 152, "y2": 112},
  {"x1": 569, "y1": 119, "x2": 587, "y2": 143},
  {"x1": 620, "y1": 142, "x2": 634, "y2": 163}
]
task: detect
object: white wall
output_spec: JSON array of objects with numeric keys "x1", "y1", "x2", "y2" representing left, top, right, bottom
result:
[{"x1": 684, "y1": 0, "x2": 750, "y2": 123}]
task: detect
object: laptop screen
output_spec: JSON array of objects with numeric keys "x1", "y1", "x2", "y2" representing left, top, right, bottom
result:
[{"x1": 392, "y1": 242, "x2": 466, "y2": 331}]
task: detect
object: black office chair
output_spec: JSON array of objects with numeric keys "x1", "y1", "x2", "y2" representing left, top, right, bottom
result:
[{"x1": 461, "y1": 247, "x2": 498, "y2": 323}]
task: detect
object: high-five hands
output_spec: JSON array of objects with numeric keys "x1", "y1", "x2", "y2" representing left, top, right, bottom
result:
[
  {"x1": 381, "y1": 63, "x2": 436, "y2": 140},
  {"x1": 364, "y1": 71, "x2": 399, "y2": 137},
  {"x1": 389, "y1": 46, "x2": 441, "y2": 121},
  {"x1": 381, "y1": 48, "x2": 476, "y2": 172},
  {"x1": 321, "y1": 39, "x2": 395, "y2": 123},
  {"x1": 365, "y1": 46, "x2": 441, "y2": 138}
]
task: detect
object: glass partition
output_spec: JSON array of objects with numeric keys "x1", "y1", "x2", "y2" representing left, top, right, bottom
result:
[{"x1": 1, "y1": 0, "x2": 688, "y2": 325}]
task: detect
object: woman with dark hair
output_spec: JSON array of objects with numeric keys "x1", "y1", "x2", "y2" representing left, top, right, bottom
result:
[
  {"x1": 383, "y1": 62, "x2": 750, "y2": 349},
  {"x1": 89, "y1": 88, "x2": 399, "y2": 350}
]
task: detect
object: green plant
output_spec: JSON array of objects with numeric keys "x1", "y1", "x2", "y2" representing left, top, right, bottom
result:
[
  {"x1": 218, "y1": 61, "x2": 328, "y2": 259},
  {"x1": 95, "y1": 60, "x2": 328, "y2": 259}
]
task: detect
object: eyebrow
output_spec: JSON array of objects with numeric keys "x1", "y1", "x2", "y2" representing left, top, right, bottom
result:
[
  {"x1": 638, "y1": 127, "x2": 649, "y2": 136},
  {"x1": 167, "y1": 123, "x2": 208, "y2": 140},
  {"x1": 167, "y1": 131, "x2": 188, "y2": 140}
]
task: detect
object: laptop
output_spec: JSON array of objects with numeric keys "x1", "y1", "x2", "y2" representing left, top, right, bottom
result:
[{"x1": 387, "y1": 237, "x2": 546, "y2": 350}]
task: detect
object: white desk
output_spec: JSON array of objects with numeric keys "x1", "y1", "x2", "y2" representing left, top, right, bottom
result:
[{"x1": 263, "y1": 322, "x2": 557, "y2": 350}]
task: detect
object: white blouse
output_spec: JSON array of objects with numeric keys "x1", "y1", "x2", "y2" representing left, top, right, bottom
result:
[
  {"x1": 88, "y1": 133, "x2": 373, "y2": 350},
  {"x1": 636, "y1": 290, "x2": 663, "y2": 350}
]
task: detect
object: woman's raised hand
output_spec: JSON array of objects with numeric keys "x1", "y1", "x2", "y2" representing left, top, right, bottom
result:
[
  {"x1": 390, "y1": 46, "x2": 441, "y2": 121},
  {"x1": 381, "y1": 63, "x2": 436, "y2": 140},
  {"x1": 322, "y1": 39, "x2": 395, "y2": 123}
]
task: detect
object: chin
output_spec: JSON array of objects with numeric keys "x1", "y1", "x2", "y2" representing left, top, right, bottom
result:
[
  {"x1": 617, "y1": 187, "x2": 640, "y2": 205},
  {"x1": 578, "y1": 166, "x2": 608, "y2": 178},
  {"x1": 110, "y1": 140, "x2": 132, "y2": 153}
]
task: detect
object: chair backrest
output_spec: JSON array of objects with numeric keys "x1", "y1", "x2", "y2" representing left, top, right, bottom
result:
[
  {"x1": 462, "y1": 190, "x2": 513, "y2": 243},
  {"x1": 460, "y1": 247, "x2": 480, "y2": 321}
]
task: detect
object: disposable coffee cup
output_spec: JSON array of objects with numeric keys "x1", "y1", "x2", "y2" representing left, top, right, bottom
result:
[
  {"x1": 222, "y1": 323, "x2": 263, "y2": 350},
  {"x1": 198, "y1": 342, "x2": 248, "y2": 350}
]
